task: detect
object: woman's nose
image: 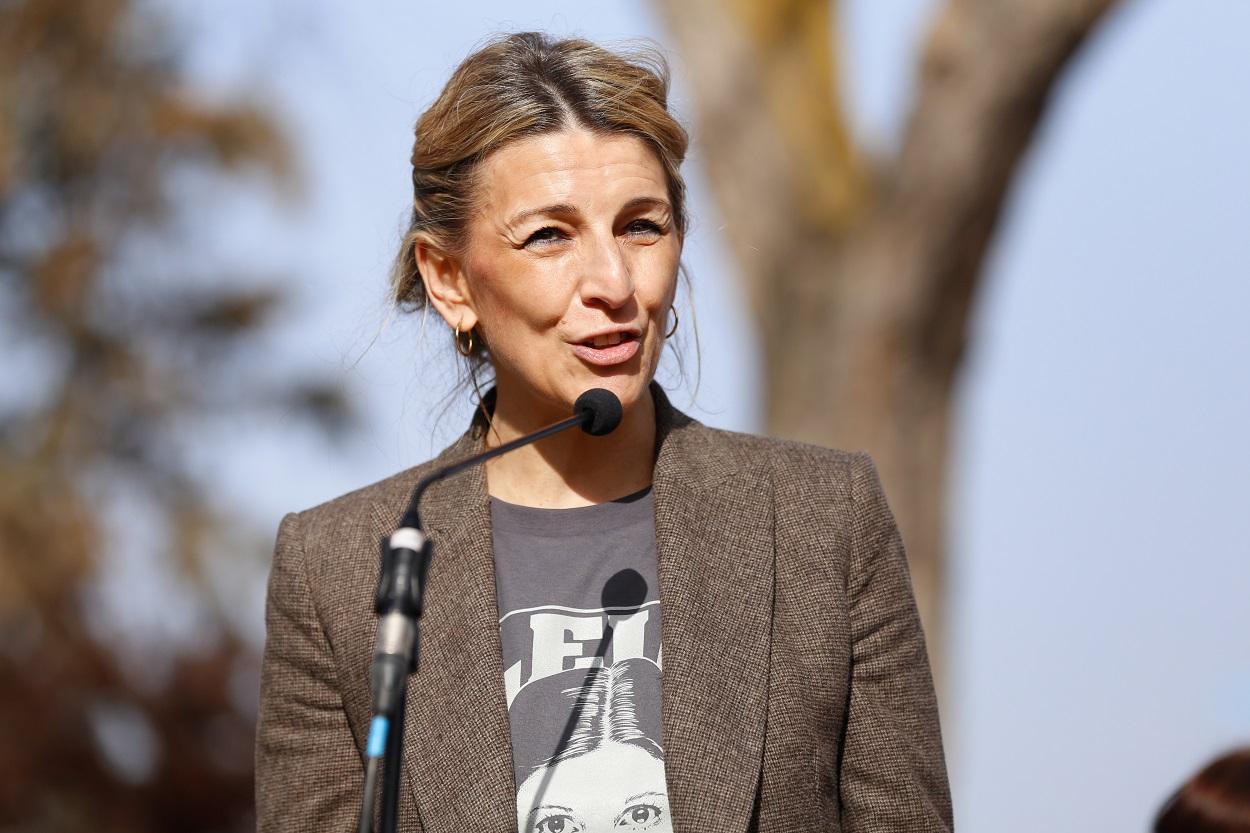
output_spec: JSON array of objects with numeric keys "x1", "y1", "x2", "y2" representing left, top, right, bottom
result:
[{"x1": 578, "y1": 232, "x2": 635, "y2": 309}]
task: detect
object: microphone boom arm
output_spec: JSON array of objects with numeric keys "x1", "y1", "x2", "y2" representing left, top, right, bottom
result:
[{"x1": 400, "y1": 410, "x2": 587, "y2": 529}]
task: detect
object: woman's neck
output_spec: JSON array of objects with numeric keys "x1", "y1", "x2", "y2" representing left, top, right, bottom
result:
[{"x1": 482, "y1": 386, "x2": 656, "y2": 508}]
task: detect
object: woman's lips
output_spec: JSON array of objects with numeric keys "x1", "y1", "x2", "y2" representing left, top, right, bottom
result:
[{"x1": 570, "y1": 336, "x2": 640, "y2": 366}]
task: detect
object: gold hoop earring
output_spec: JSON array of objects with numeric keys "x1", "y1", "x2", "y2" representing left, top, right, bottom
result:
[
  {"x1": 664, "y1": 306, "x2": 679, "y2": 339},
  {"x1": 454, "y1": 322, "x2": 475, "y2": 357}
]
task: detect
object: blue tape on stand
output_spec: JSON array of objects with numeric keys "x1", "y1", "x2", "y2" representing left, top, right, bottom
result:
[{"x1": 367, "y1": 716, "x2": 390, "y2": 758}]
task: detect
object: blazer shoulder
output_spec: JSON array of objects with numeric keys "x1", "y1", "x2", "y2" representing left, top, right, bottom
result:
[
  {"x1": 682, "y1": 420, "x2": 864, "y2": 484},
  {"x1": 685, "y1": 426, "x2": 870, "y2": 585}
]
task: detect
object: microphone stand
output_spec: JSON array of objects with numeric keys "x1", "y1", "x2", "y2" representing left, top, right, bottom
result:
[{"x1": 357, "y1": 391, "x2": 620, "y2": 833}]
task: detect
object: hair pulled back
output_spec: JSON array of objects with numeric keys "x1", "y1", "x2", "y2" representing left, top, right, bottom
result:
[{"x1": 393, "y1": 32, "x2": 690, "y2": 364}]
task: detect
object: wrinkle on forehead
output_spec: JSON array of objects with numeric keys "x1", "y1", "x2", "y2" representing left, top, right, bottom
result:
[{"x1": 472, "y1": 127, "x2": 670, "y2": 229}]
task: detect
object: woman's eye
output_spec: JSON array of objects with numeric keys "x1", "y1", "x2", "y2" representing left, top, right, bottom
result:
[
  {"x1": 523, "y1": 226, "x2": 567, "y2": 247},
  {"x1": 624, "y1": 219, "x2": 664, "y2": 238},
  {"x1": 535, "y1": 814, "x2": 583, "y2": 833},
  {"x1": 615, "y1": 803, "x2": 663, "y2": 829}
]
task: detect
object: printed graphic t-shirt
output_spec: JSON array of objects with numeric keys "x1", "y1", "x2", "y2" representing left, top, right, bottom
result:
[{"x1": 491, "y1": 487, "x2": 671, "y2": 833}]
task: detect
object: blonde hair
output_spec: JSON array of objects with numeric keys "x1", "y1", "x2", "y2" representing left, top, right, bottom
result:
[{"x1": 392, "y1": 32, "x2": 690, "y2": 366}]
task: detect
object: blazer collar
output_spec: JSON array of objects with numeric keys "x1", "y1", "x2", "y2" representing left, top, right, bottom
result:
[{"x1": 369, "y1": 385, "x2": 774, "y2": 833}]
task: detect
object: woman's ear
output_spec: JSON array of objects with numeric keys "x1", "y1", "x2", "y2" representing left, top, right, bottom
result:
[{"x1": 415, "y1": 238, "x2": 478, "y2": 331}]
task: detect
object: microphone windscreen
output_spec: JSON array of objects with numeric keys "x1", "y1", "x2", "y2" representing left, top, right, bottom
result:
[{"x1": 574, "y1": 388, "x2": 623, "y2": 436}]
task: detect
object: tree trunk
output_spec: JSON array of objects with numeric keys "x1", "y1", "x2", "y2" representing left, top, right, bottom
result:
[{"x1": 655, "y1": 0, "x2": 1123, "y2": 689}]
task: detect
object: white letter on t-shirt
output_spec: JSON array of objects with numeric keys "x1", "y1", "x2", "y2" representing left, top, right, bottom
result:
[{"x1": 528, "y1": 612, "x2": 604, "y2": 681}]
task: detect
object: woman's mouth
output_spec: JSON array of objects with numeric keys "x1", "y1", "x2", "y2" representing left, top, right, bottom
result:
[{"x1": 570, "y1": 331, "x2": 640, "y2": 366}]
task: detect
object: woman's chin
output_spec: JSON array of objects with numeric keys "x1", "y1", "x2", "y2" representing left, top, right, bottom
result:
[
  {"x1": 495, "y1": 360, "x2": 656, "y2": 424},
  {"x1": 568, "y1": 348, "x2": 659, "y2": 409},
  {"x1": 571, "y1": 374, "x2": 651, "y2": 414}
]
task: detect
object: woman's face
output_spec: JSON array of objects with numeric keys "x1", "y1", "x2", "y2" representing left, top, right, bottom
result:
[{"x1": 426, "y1": 126, "x2": 681, "y2": 419}]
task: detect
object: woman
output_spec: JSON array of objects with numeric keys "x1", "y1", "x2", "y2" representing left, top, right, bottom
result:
[{"x1": 256, "y1": 32, "x2": 952, "y2": 833}]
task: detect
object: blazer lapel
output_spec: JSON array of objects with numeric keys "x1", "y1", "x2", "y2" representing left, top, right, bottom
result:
[
  {"x1": 652, "y1": 397, "x2": 776, "y2": 833},
  {"x1": 369, "y1": 433, "x2": 517, "y2": 832}
]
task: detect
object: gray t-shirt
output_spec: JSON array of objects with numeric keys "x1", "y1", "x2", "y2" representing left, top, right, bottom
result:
[{"x1": 491, "y1": 487, "x2": 671, "y2": 833}]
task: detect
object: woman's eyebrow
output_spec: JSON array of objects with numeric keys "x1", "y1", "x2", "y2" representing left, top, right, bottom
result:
[
  {"x1": 507, "y1": 203, "x2": 578, "y2": 227},
  {"x1": 620, "y1": 196, "x2": 670, "y2": 214},
  {"x1": 505, "y1": 196, "x2": 669, "y2": 228}
]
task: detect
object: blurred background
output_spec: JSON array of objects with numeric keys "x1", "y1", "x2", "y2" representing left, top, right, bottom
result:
[{"x1": 2, "y1": 0, "x2": 1247, "y2": 831}]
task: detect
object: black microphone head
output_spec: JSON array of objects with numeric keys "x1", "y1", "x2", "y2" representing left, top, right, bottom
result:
[{"x1": 573, "y1": 388, "x2": 623, "y2": 436}]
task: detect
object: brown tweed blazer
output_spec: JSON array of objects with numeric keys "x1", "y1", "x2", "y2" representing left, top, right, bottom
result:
[{"x1": 256, "y1": 387, "x2": 953, "y2": 832}]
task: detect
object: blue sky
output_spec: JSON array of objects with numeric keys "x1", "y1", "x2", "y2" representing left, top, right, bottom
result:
[{"x1": 113, "y1": 1, "x2": 1250, "y2": 830}]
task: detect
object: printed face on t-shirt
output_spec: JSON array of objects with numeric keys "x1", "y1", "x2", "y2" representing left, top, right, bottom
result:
[{"x1": 516, "y1": 741, "x2": 671, "y2": 833}]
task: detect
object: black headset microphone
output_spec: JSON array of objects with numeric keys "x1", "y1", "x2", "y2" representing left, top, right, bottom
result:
[{"x1": 358, "y1": 388, "x2": 623, "y2": 833}]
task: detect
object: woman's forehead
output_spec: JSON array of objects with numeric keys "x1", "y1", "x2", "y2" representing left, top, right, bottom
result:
[{"x1": 475, "y1": 127, "x2": 669, "y2": 220}]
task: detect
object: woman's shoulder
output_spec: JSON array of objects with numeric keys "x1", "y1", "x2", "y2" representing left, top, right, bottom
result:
[
  {"x1": 672, "y1": 420, "x2": 891, "y2": 566},
  {"x1": 672, "y1": 416, "x2": 873, "y2": 488},
  {"x1": 670, "y1": 417, "x2": 893, "y2": 536}
]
